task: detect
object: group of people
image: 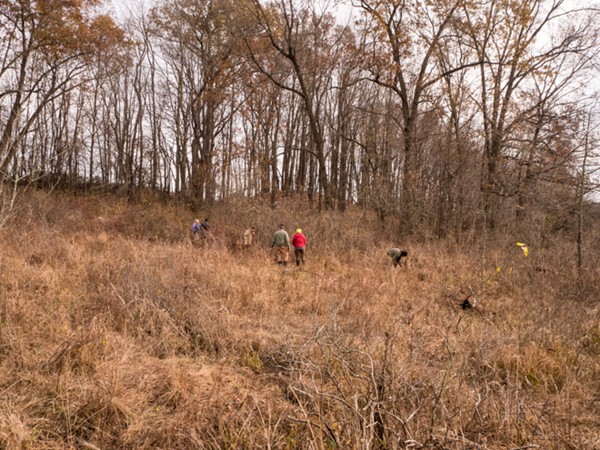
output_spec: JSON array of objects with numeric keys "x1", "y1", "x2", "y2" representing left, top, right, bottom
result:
[
  {"x1": 191, "y1": 218, "x2": 211, "y2": 242},
  {"x1": 271, "y1": 224, "x2": 306, "y2": 267},
  {"x1": 242, "y1": 223, "x2": 307, "y2": 267},
  {"x1": 191, "y1": 219, "x2": 307, "y2": 267},
  {"x1": 191, "y1": 218, "x2": 406, "y2": 269}
]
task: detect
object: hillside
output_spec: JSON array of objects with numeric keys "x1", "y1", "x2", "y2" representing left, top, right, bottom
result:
[{"x1": 0, "y1": 190, "x2": 599, "y2": 449}]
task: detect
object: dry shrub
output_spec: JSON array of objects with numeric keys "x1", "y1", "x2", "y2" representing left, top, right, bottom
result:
[
  {"x1": 120, "y1": 360, "x2": 291, "y2": 449},
  {"x1": 0, "y1": 191, "x2": 599, "y2": 449},
  {"x1": 0, "y1": 412, "x2": 32, "y2": 450}
]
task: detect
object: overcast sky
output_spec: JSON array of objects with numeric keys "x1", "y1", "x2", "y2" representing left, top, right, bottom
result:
[{"x1": 109, "y1": 0, "x2": 357, "y2": 24}]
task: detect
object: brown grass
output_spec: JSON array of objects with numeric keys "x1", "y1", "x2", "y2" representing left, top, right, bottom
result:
[{"x1": 0, "y1": 190, "x2": 599, "y2": 449}]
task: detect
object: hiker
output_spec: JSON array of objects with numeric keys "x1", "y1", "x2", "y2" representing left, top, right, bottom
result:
[
  {"x1": 242, "y1": 227, "x2": 256, "y2": 249},
  {"x1": 200, "y1": 218, "x2": 211, "y2": 238},
  {"x1": 291, "y1": 228, "x2": 307, "y2": 266},
  {"x1": 191, "y1": 218, "x2": 201, "y2": 241},
  {"x1": 271, "y1": 224, "x2": 291, "y2": 266},
  {"x1": 387, "y1": 248, "x2": 408, "y2": 267}
]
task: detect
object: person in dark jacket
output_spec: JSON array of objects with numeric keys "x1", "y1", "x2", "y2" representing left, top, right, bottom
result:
[
  {"x1": 200, "y1": 218, "x2": 211, "y2": 238},
  {"x1": 387, "y1": 248, "x2": 408, "y2": 267},
  {"x1": 291, "y1": 228, "x2": 307, "y2": 266}
]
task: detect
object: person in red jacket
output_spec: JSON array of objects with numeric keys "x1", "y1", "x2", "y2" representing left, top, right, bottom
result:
[{"x1": 291, "y1": 228, "x2": 307, "y2": 266}]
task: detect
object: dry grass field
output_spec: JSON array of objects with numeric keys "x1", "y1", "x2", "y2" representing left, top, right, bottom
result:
[{"x1": 0, "y1": 190, "x2": 599, "y2": 449}]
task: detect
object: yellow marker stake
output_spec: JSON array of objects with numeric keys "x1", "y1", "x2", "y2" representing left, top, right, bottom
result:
[{"x1": 516, "y1": 242, "x2": 529, "y2": 257}]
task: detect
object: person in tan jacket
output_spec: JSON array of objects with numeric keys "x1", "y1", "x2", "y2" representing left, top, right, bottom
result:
[{"x1": 242, "y1": 227, "x2": 256, "y2": 249}]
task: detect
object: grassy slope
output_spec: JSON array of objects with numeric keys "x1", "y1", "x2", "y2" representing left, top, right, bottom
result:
[{"x1": 0, "y1": 190, "x2": 599, "y2": 449}]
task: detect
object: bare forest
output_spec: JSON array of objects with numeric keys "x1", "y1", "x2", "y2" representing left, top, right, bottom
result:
[{"x1": 1, "y1": 0, "x2": 600, "y2": 449}]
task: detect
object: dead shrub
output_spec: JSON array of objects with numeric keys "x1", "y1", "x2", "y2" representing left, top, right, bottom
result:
[{"x1": 0, "y1": 191, "x2": 598, "y2": 449}]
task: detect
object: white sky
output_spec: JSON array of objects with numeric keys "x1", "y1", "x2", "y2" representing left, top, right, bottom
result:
[{"x1": 109, "y1": 0, "x2": 357, "y2": 24}]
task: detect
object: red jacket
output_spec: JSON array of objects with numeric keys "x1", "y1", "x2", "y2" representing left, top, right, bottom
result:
[{"x1": 291, "y1": 232, "x2": 307, "y2": 249}]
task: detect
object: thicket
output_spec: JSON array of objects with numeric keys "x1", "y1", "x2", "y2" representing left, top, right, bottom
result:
[{"x1": 0, "y1": 190, "x2": 599, "y2": 449}]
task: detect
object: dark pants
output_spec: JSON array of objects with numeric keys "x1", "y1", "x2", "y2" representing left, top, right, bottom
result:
[
  {"x1": 393, "y1": 255, "x2": 403, "y2": 267},
  {"x1": 294, "y1": 247, "x2": 305, "y2": 266}
]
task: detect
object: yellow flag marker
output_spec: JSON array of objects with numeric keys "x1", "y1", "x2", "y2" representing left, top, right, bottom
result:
[{"x1": 516, "y1": 242, "x2": 529, "y2": 257}]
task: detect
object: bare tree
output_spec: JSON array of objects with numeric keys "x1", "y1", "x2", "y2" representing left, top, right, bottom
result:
[
  {"x1": 575, "y1": 100, "x2": 600, "y2": 279},
  {"x1": 354, "y1": 0, "x2": 477, "y2": 231},
  {"x1": 0, "y1": 0, "x2": 124, "y2": 176},
  {"x1": 151, "y1": 0, "x2": 244, "y2": 209},
  {"x1": 245, "y1": 0, "x2": 342, "y2": 209},
  {"x1": 459, "y1": 0, "x2": 600, "y2": 228}
]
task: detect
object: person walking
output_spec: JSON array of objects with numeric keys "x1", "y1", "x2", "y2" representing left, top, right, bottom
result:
[
  {"x1": 200, "y1": 218, "x2": 211, "y2": 238},
  {"x1": 191, "y1": 218, "x2": 201, "y2": 241},
  {"x1": 197, "y1": 217, "x2": 216, "y2": 245},
  {"x1": 271, "y1": 224, "x2": 291, "y2": 266},
  {"x1": 242, "y1": 227, "x2": 256, "y2": 249},
  {"x1": 291, "y1": 228, "x2": 307, "y2": 266}
]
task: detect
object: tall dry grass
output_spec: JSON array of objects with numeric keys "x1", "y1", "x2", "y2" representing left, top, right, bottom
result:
[{"x1": 0, "y1": 190, "x2": 598, "y2": 449}]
